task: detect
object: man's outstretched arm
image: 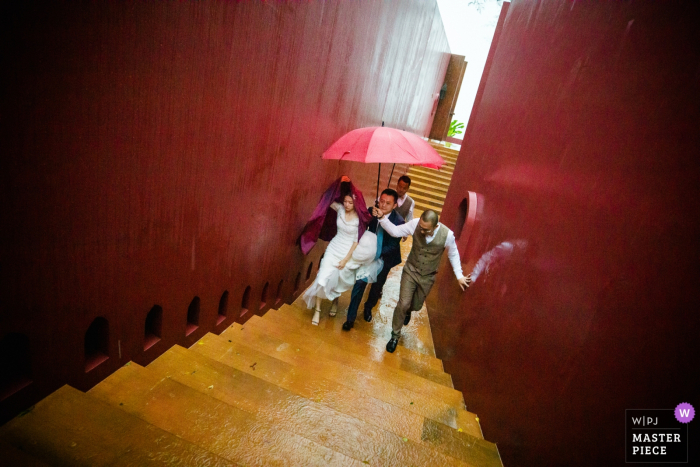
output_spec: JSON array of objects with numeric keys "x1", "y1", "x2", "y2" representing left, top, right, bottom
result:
[{"x1": 374, "y1": 209, "x2": 418, "y2": 238}]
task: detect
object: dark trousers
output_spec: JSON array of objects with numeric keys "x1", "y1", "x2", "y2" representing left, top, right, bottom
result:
[{"x1": 346, "y1": 265, "x2": 392, "y2": 323}]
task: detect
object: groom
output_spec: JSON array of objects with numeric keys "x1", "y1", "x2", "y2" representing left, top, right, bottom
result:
[{"x1": 342, "y1": 189, "x2": 405, "y2": 330}]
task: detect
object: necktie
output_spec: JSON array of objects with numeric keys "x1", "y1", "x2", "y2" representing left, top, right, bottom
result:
[{"x1": 375, "y1": 225, "x2": 384, "y2": 261}]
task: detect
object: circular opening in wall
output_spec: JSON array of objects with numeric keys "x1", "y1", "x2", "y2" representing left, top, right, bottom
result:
[
  {"x1": 85, "y1": 317, "x2": 109, "y2": 373},
  {"x1": 275, "y1": 279, "x2": 284, "y2": 306},
  {"x1": 240, "y1": 286, "x2": 251, "y2": 317},
  {"x1": 186, "y1": 297, "x2": 200, "y2": 336},
  {"x1": 217, "y1": 290, "x2": 229, "y2": 325},
  {"x1": 294, "y1": 273, "x2": 302, "y2": 293},
  {"x1": 144, "y1": 305, "x2": 163, "y2": 351},
  {"x1": 305, "y1": 262, "x2": 314, "y2": 282},
  {"x1": 0, "y1": 333, "x2": 32, "y2": 401},
  {"x1": 454, "y1": 197, "x2": 469, "y2": 241},
  {"x1": 260, "y1": 282, "x2": 269, "y2": 310}
]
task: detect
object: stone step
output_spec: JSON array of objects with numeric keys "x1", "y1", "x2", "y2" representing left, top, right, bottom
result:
[
  {"x1": 409, "y1": 192, "x2": 446, "y2": 209},
  {"x1": 248, "y1": 311, "x2": 455, "y2": 390},
  {"x1": 435, "y1": 160, "x2": 457, "y2": 169},
  {"x1": 409, "y1": 166, "x2": 454, "y2": 182},
  {"x1": 289, "y1": 292, "x2": 440, "y2": 358},
  {"x1": 0, "y1": 439, "x2": 50, "y2": 466},
  {"x1": 217, "y1": 326, "x2": 482, "y2": 435},
  {"x1": 90, "y1": 362, "x2": 362, "y2": 466},
  {"x1": 263, "y1": 308, "x2": 451, "y2": 386},
  {"x1": 429, "y1": 143, "x2": 460, "y2": 157},
  {"x1": 414, "y1": 205, "x2": 443, "y2": 216},
  {"x1": 410, "y1": 185, "x2": 449, "y2": 202},
  {"x1": 408, "y1": 172, "x2": 453, "y2": 189},
  {"x1": 149, "y1": 345, "x2": 492, "y2": 467},
  {"x1": 270, "y1": 304, "x2": 444, "y2": 372},
  {"x1": 192, "y1": 333, "x2": 486, "y2": 443},
  {"x1": 299, "y1": 298, "x2": 442, "y2": 363},
  {"x1": 0, "y1": 385, "x2": 232, "y2": 466},
  {"x1": 410, "y1": 178, "x2": 449, "y2": 194}
]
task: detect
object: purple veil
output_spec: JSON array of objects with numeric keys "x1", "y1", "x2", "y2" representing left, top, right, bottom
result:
[{"x1": 300, "y1": 177, "x2": 372, "y2": 255}]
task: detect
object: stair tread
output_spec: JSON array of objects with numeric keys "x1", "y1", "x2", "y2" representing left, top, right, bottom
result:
[
  {"x1": 193, "y1": 333, "x2": 486, "y2": 442},
  {"x1": 0, "y1": 385, "x2": 232, "y2": 467},
  {"x1": 410, "y1": 186, "x2": 449, "y2": 200},
  {"x1": 280, "y1": 301, "x2": 444, "y2": 373},
  {"x1": 0, "y1": 439, "x2": 50, "y2": 466},
  {"x1": 410, "y1": 180, "x2": 449, "y2": 193},
  {"x1": 408, "y1": 193, "x2": 446, "y2": 208},
  {"x1": 408, "y1": 173, "x2": 452, "y2": 187},
  {"x1": 407, "y1": 167, "x2": 452, "y2": 183},
  {"x1": 414, "y1": 204, "x2": 442, "y2": 214},
  {"x1": 90, "y1": 363, "x2": 363, "y2": 467},
  {"x1": 218, "y1": 325, "x2": 479, "y2": 432},
  {"x1": 148, "y1": 346, "x2": 496, "y2": 467},
  {"x1": 435, "y1": 157, "x2": 458, "y2": 165},
  {"x1": 269, "y1": 304, "x2": 444, "y2": 372},
  {"x1": 409, "y1": 168, "x2": 453, "y2": 181},
  {"x1": 249, "y1": 312, "x2": 455, "y2": 391},
  {"x1": 429, "y1": 143, "x2": 460, "y2": 156}
]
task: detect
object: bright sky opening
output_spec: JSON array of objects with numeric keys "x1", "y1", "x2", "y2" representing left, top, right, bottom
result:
[{"x1": 436, "y1": 0, "x2": 502, "y2": 133}]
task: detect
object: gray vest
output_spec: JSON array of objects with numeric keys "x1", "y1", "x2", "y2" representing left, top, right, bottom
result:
[
  {"x1": 406, "y1": 223, "x2": 449, "y2": 276},
  {"x1": 394, "y1": 195, "x2": 414, "y2": 221}
]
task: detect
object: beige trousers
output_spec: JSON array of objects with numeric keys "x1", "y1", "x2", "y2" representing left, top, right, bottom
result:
[{"x1": 391, "y1": 264, "x2": 436, "y2": 337}]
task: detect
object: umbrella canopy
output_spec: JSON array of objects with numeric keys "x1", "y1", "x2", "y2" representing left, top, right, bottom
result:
[{"x1": 322, "y1": 126, "x2": 444, "y2": 169}]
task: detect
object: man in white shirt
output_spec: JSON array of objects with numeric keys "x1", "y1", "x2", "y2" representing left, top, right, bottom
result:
[{"x1": 371, "y1": 208, "x2": 471, "y2": 353}]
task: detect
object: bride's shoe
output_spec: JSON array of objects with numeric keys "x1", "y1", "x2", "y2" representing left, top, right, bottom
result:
[
  {"x1": 312, "y1": 309, "x2": 321, "y2": 325},
  {"x1": 329, "y1": 301, "x2": 338, "y2": 317}
]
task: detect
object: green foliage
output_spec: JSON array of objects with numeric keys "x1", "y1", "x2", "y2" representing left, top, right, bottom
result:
[
  {"x1": 447, "y1": 119, "x2": 465, "y2": 138},
  {"x1": 468, "y1": 0, "x2": 504, "y2": 13}
]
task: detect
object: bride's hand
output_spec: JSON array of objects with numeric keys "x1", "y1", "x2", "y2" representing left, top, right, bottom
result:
[{"x1": 337, "y1": 259, "x2": 348, "y2": 269}]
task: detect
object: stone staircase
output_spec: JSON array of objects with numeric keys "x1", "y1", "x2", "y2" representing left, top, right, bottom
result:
[
  {"x1": 0, "y1": 299, "x2": 502, "y2": 466},
  {"x1": 407, "y1": 143, "x2": 460, "y2": 215}
]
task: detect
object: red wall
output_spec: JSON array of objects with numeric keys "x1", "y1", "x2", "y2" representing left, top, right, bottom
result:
[
  {"x1": 0, "y1": 1, "x2": 449, "y2": 422},
  {"x1": 431, "y1": 1, "x2": 700, "y2": 465}
]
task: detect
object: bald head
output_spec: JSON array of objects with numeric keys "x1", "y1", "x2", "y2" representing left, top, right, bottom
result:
[
  {"x1": 420, "y1": 210, "x2": 439, "y2": 227},
  {"x1": 417, "y1": 210, "x2": 439, "y2": 236}
]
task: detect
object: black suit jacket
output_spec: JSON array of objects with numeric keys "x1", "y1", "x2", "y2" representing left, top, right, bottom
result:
[{"x1": 368, "y1": 209, "x2": 405, "y2": 271}]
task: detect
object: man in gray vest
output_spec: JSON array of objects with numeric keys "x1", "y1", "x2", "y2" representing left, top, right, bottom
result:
[
  {"x1": 372, "y1": 208, "x2": 471, "y2": 353},
  {"x1": 394, "y1": 175, "x2": 415, "y2": 223}
]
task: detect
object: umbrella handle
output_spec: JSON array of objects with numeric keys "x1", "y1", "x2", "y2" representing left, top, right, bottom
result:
[
  {"x1": 375, "y1": 163, "x2": 381, "y2": 207},
  {"x1": 387, "y1": 163, "x2": 396, "y2": 188}
]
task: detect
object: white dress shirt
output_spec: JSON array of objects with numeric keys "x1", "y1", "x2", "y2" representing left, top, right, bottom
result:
[
  {"x1": 396, "y1": 193, "x2": 414, "y2": 222},
  {"x1": 377, "y1": 217, "x2": 464, "y2": 279}
]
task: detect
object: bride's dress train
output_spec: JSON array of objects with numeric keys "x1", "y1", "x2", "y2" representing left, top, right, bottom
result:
[{"x1": 303, "y1": 207, "x2": 382, "y2": 309}]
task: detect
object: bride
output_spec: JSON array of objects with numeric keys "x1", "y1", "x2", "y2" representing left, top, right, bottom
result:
[{"x1": 300, "y1": 178, "x2": 382, "y2": 325}]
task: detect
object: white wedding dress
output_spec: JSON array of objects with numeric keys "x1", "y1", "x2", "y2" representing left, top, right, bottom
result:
[{"x1": 303, "y1": 203, "x2": 383, "y2": 309}]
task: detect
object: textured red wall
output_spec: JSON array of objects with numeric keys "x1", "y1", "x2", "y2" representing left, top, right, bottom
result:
[
  {"x1": 0, "y1": 1, "x2": 449, "y2": 422},
  {"x1": 431, "y1": 1, "x2": 700, "y2": 465}
]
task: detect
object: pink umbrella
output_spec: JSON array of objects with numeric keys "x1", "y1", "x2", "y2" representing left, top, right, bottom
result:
[{"x1": 322, "y1": 125, "x2": 445, "y2": 200}]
